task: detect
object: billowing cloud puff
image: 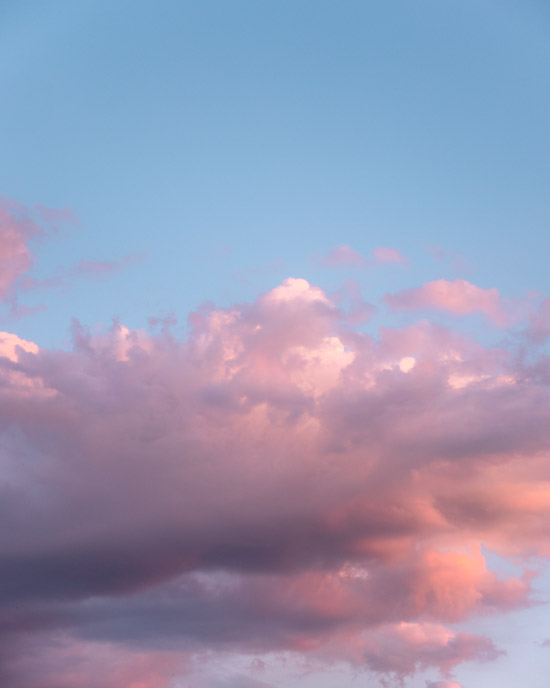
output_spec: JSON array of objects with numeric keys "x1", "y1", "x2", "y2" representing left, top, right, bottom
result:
[
  {"x1": 384, "y1": 278, "x2": 510, "y2": 326},
  {"x1": 1, "y1": 266, "x2": 549, "y2": 687},
  {"x1": 0, "y1": 331, "x2": 39, "y2": 360}
]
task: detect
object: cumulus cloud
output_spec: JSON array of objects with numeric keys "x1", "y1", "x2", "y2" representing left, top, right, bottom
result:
[{"x1": 0, "y1": 262, "x2": 548, "y2": 686}]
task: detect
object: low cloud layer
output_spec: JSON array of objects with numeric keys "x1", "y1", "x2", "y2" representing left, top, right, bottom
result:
[{"x1": 2, "y1": 203, "x2": 550, "y2": 687}]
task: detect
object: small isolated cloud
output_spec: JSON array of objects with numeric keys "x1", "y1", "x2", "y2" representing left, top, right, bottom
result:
[
  {"x1": 426, "y1": 681, "x2": 465, "y2": 688},
  {"x1": 372, "y1": 246, "x2": 408, "y2": 264},
  {"x1": 323, "y1": 244, "x2": 366, "y2": 267},
  {"x1": 319, "y1": 244, "x2": 408, "y2": 268},
  {"x1": 384, "y1": 278, "x2": 510, "y2": 326}
]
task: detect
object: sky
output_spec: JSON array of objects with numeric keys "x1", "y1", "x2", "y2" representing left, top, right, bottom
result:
[{"x1": 0, "y1": 1, "x2": 550, "y2": 687}]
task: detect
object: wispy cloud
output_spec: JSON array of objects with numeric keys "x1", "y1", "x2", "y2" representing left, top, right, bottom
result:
[
  {"x1": 0, "y1": 197, "x2": 144, "y2": 321},
  {"x1": 318, "y1": 244, "x2": 408, "y2": 268},
  {"x1": 20, "y1": 253, "x2": 146, "y2": 292},
  {"x1": 0, "y1": 197, "x2": 43, "y2": 302}
]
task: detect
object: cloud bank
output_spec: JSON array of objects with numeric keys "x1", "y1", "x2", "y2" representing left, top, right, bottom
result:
[{"x1": 1, "y1": 201, "x2": 550, "y2": 687}]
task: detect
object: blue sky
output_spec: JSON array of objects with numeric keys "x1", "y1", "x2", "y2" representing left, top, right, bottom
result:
[{"x1": 1, "y1": 0, "x2": 549, "y2": 346}]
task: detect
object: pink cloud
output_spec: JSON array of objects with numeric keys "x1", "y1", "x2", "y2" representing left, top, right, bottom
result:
[
  {"x1": 0, "y1": 633, "x2": 185, "y2": 688},
  {"x1": 360, "y1": 622, "x2": 502, "y2": 681},
  {"x1": 372, "y1": 246, "x2": 408, "y2": 264},
  {"x1": 331, "y1": 279, "x2": 377, "y2": 324},
  {"x1": 384, "y1": 278, "x2": 510, "y2": 326},
  {"x1": 0, "y1": 197, "x2": 42, "y2": 302},
  {"x1": 322, "y1": 244, "x2": 366, "y2": 267},
  {"x1": 0, "y1": 198, "x2": 141, "y2": 318},
  {"x1": 1, "y1": 274, "x2": 549, "y2": 686}
]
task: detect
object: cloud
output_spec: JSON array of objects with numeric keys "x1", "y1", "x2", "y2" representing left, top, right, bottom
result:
[
  {"x1": 0, "y1": 331, "x2": 39, "y2": 360},
  {"x1": 361, "y1": 622, "x2": 501, "y2": 681},
  {"x1": 384, "y1": 278, "x2": 510, "y2": 326},
  {"x1": 0, "y1": 198, "x2": 143, "y2": 319},
  {"x1": 0, "y1": 197, "x2": 43, "y2": 302},
  {"x1": 0, "y1": 633, "x2": 185, "y2": 688},
  {"x1": 20, "y1": 254, "x2": 146, "y2": 293},
  {"x1": 428, "y1": 246, "x2": 471, "y2": 274},
  {"x1": 526, "y1": 297, "x2": 550, "y2": 345},
  {"x1": 194, "y1": 674, "x2": 281, "y2": 688},
  {"x1": 319, "y1": 245, "x2": 408, "y2": 267},
  {"x1": 0, "y1": 272, "x2": 548, "y2": 687},
  {"x1": 372, "y1": 247, "x2": 408, "y2": 264},
  {"x1": 33, "y1": 203, "x2": 78, "y2": 229},
  {"x1": 0, "y1": 196, "x2": 82, "y2": 307},
  {"x1": 322, "y1": 244, "x2": 366, "y2": 267}
]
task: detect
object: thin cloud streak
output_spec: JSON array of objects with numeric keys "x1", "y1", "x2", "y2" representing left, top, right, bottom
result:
[{"x1": 318, "y1": 244, "x2": 408, "y2": 268}]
